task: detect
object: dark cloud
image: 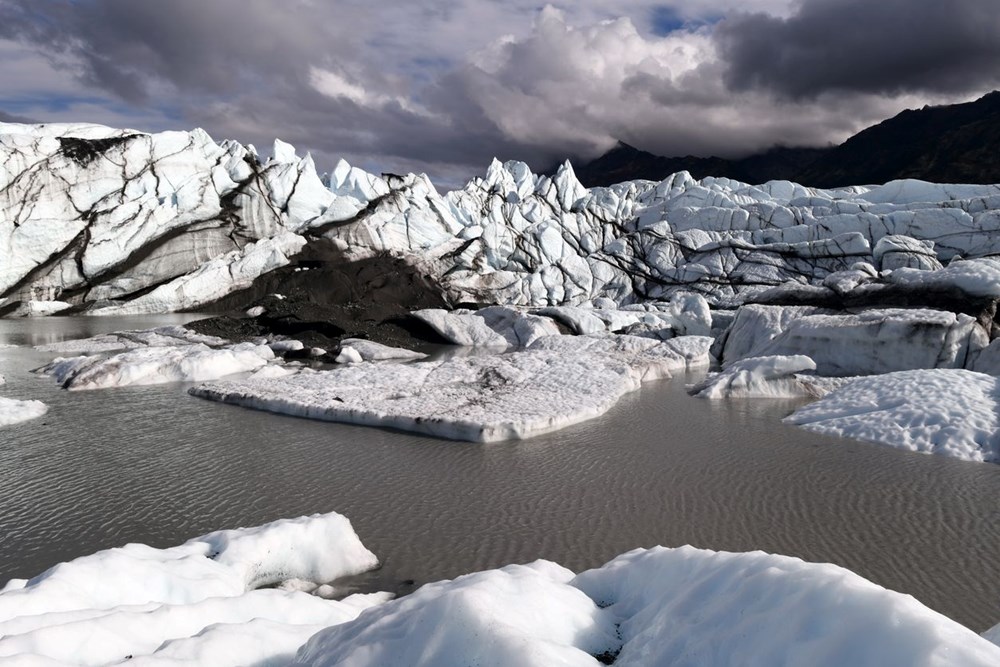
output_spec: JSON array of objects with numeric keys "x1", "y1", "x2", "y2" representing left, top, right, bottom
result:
[
  {"x1": 716, "y1": 0, "x2": 1000, "y2": 98},
  {"x1": 0, "y1": 0, "x2": 996, "y2": 186},
  {"x1": 0, "y1": 110, "x2": 36, "y2": 123}
]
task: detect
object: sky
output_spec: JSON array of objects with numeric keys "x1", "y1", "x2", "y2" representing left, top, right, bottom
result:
[{"x1": 1, "y1": 0, "x2": 999, "y2": 188}]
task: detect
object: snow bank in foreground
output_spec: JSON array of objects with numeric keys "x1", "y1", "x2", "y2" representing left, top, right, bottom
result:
[
  {"x1": 567, "y1": 546, "x2": 1000, "y2": 667},
  {"x1": 4, "y1": 520, "x2": 998, "y2": 666},
  {"x1": 0, "y1": 396, "x2": 48, "y2": 426},
  {"x1": 295, "y1": 546, "x2": 1000, "y2": 667},
  {"x1": 0, "y1": 513, "x2": 380, "y2": 665},
  {"x1": 690, "y1": 355, "x2": 823, "y2": 399},
  {"x1": 192, "y1": 335, "x2": 710, "y2": 442},
  {"x1": 36, "y1": 342, "x2": 274, "y2": 390},
  {"x1": 786, "y1": 368, "x2": 1000, "y2": 462}
]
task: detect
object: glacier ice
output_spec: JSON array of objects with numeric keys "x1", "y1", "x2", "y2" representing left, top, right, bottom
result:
[{"x1": 7, "y1": 122, "x2": 1000, "y2": 317}]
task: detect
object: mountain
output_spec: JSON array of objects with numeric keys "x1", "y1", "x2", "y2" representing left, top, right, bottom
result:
[
  {"x1": 574, "y1": 92, "x2": 1000, "y2": 188},
  {"x1": 797, "y1": 91, "x2": 1000, "y2": 187},
  {"x1": 572, "y1": 142, "x2": 826, "y2": 187}
]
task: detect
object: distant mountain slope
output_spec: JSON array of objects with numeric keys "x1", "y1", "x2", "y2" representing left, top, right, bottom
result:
[
  {"x1": 572, "y1": 142, "x2": 825, "y2": 187},
  {"x1": 797, "y1": 91, "x2": 1000, "y2": 187},
  {"x1": 574, "y1": 92, "x2": 1000, "y2": 187}
]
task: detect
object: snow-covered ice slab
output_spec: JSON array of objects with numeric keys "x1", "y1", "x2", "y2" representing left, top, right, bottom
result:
[
  {"x1": 786, "y1": 368, "x2": 1000, "y2": 462},
  {"x1": 0, "y1": 513, "x2": 381, "y2": 665},
  {"x1": 34, "y1": 326, "x2": 229, "y2": 355},
  {"x1": 716, "y1": 305, "x2": 986, "y2": 375},
  {"x1": 691, "y1": 355, "x2": 824, "y2": 399},
  {"x1": 295, "y1": 545, "x2": 1000, "y2": 667},
  {"x1": 192, "y1": 335, "x2": 706, "y2": 442},
  {"x1": 0, "y1": 396, "x2": 48, "y2": 427},
  {"x1": 36, "y1": 342, "x2": 274, "y2": 390}
]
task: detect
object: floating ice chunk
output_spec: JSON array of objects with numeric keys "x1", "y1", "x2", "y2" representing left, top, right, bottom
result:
[
  {"x1": 786, "y1": 369, "x2": 1000, "y2": 462},
  {"x1": 691, "y1": 355, "x2": 822, "y2": 399},
  {"x1": 334, "y1": 346, "x2": 363, "y2": 364},
  {"x1": 411, "y1": 309, "x2": 510, "y2": 348},
  {"x1": 0, "y1": 513, "x2": 380, "y2": 665},
  {"x1": 718, "y1": 305, "x2": 986, "y2": 376},
  {"x1": 339, "y1": 338, "x2": 427, "y2": 362},
  {"x1": 571, "y1": 546, "x2": 1000, "y2": 667},
  {"x1": 192, "y1": 335, "x2": 694, "y2": 441},
  {"x1": 248, "y1": 364, "x2": 301, "y2": 380},
  {"x1": 34, "y1": 326, "x2": 228, "y2": 355},
  {"x1": 246, "y1": 305, "x2": 266, "y2": 317},
  {"x1": 475, "y1": 306, "x2": 563, "y2": 348},
  {"x1": 36, "y1": 343, "x2": 274, "y2": 390},
  {"x1": 0, "y1": 397, "x2": 48, "y2": 427},
  {"x1": 269, "y1": 339, "x2": 305, "y2": 353},
  {"x1": 295, "y1": 561, "x2": 619, "y2": 667}
]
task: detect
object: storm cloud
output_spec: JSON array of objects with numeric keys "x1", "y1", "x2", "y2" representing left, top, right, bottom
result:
[
  {"x1": 0, "y1": 0, "x2": 996, "y2": 185},
  {"x1": 716, "y1": 0, "x2": 1000, "y2": 98}
]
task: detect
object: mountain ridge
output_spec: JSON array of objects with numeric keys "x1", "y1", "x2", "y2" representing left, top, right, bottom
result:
[{"x1": 572, "y1": 92, "x2": 1000, "y2": 188}]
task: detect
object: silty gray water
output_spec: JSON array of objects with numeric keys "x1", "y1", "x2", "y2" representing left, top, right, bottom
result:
[{"x1": 0, "y1": 316, "x2": 997, "y2": 630}]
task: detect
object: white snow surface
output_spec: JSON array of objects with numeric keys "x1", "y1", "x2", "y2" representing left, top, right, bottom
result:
[
  {"x1": 191, "y1": 334, "x2": 708, "y2": 442},
  {"x1": 3, "y1": 514, "x2": 998, "y2": 666},
  {"x1": 786, "y1": 368, "x2": 1000, "y2": 462},
  {"x1": 691, "y1": 355, "x2": 823, "y2": 399},
  {"x1": 295, "y1": 545, "x2": 1000, "y2": 667},
  {"x1": 0, "y1": 512, "x2": 380, "y2": 665},
  {"x1": 0, "y1": 396, "x2": 48, "y2": 426}
]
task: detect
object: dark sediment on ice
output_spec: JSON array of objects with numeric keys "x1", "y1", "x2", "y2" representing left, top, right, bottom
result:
[{"x1": 187, "y1": 241, "x2": 453, "y2": 353}]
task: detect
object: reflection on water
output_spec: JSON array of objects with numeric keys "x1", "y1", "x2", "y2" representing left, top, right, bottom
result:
[{"x1": 0, "y1": 316, "x2": 998, "y2": 630}]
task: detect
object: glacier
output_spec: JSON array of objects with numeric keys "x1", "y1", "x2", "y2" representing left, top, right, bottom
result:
[
  {"x1": 10, "y1": 121, "x2": 1000, "y2": 457},
  {"x1": 6, "y1": 121, "x2": 1000, "y2": 318},
  {"x1": 1, "y1": 513, "x2": 999, "y2": 666}
]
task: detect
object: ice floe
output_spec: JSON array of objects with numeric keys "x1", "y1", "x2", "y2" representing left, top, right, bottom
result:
[
  {"x1": 192, "y1": 335, "x2": 709, "y2": 442},
  {"x1": 786, "y1": 369, "x2": 1000, "y2": 462},
  {"x1": 0, "y1": 396, "x2": 48, "y2": 427}
]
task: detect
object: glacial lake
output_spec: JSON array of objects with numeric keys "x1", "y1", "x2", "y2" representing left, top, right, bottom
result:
[{"x1": 1, "y1": 315, "x2": 999, "y2": 631}]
